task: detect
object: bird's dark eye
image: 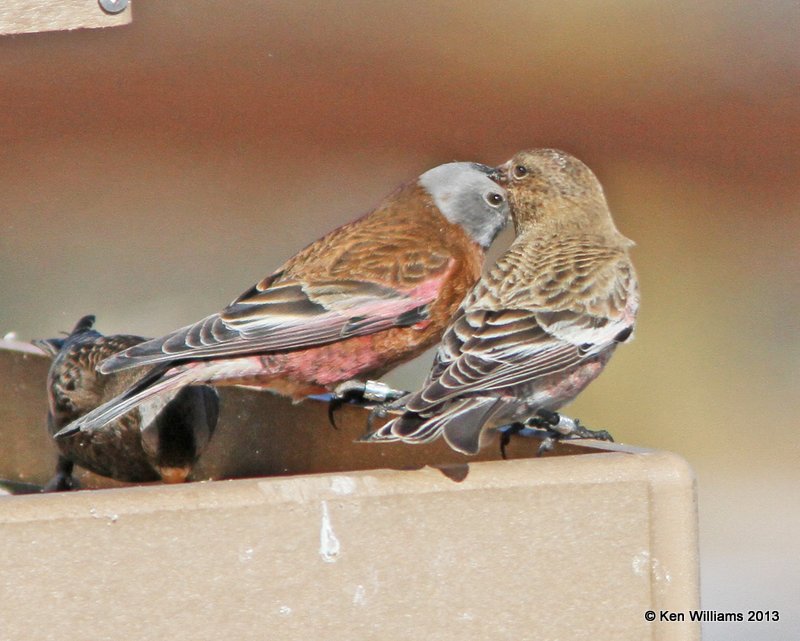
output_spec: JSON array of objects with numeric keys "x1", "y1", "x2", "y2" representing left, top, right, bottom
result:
[
  {"x1": 485, "y1": 192, "x2": 505, "y2": 207},
  {"x1": 513, "y1": 165, "x2": 528, "y2": 179}
]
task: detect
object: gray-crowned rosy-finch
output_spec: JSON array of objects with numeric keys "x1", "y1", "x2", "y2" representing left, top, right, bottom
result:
[
  {"x1": 35, "y1": 315, "x2": 218, "y2": 489},
  {"x1": 365, "y1": 149, "x2": 639, "y2": 454},
  {"x1": 56, "y1": 162, "x2": 509, "y2": 439}
]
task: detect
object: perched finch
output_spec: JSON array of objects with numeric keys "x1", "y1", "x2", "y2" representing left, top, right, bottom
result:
[
  {"x1": 55, "y1": 162, "x2": 509, "y2": 439},
  {"x1": 364, "y1": 149, "x2": 639, "y2": 455},
  {"x1": 34, "y1": 315, "x2": 219, "y2": 490}
]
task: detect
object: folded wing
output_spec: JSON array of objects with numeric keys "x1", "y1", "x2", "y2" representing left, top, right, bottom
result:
[{"x1": 100, "y1": 275, "x2": 445, "y2": 374}]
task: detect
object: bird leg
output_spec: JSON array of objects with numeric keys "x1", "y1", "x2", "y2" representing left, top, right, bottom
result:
[
  {"x1": 570, "y1": 418, "x2": 614, "y2": 442},
  {"x1": 525, "y1": 410, "x2": 614, "y2": 442},
  {"x1": 328, "y1": 379, "x2": 408, "y2": 428},
  {"x1": 499, "y1": 411, "x2": 614, "y2": 459},
  {"x1": 499, "y1": 423, "x2": 523, "y2": 459},
  {"x1": 499, "y1": 423, "x2": 557, "y2": 459},
  {"x1": 536, "y1": 435, "x2": 558, "y2": 456},
  {"x1": 362, "y1": 391, "x2": 413, "y2": 435},
  {"x1": 43, "y1": 456, "x2": 80, "y2": 492}
]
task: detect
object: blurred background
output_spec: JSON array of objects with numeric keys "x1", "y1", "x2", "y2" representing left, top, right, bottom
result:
[{"x1": 1, "y1": 2, "x2": 797, "y2": 638}]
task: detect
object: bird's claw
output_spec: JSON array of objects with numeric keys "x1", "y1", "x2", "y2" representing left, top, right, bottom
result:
[
  {"x1": 365, "y1": 405, "x2": 387, "y2": 434},
  {"x1": 499, "y1": 423, "x2": 523, "y2": 460},
  {"x1": 328, "y1": 379, "x2": 408, "y2": 429},
  {"x1": 43, "y1": 473, "x2": 80, "y2": 492},
  {"x1": 525, "y1": 411, "x2": 613, "y2": 442},
  {"x1": 571, "y1": 418, "x2": 614, "y2": 442},
  {"x1": 498, "y1": 412, "x2": 613, "y2": 457},
  {"x1": 536, "y1": 436, "x2": 557, "y2": 457},
  {"x1": 43, "y1": 457, "x2": 79, "y2": 492},
  {"x1": 328, "y1": 380, "x2": 366, "y2": 428},
  {"x1": 365, "y1": 391, "x2": 411, "y2": 432},
  {"x1": 499, "y1": 422, "x2": 557, "y2": 459}
]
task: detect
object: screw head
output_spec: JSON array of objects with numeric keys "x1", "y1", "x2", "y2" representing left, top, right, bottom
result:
[{"x1": 99, "y1": 0, "x2": 129, "y2": 15}]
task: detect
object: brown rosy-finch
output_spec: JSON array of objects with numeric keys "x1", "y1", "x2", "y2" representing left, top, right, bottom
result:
[
  {"x1": 34, "y1": 315, "x2": 219, "y2": 489},
  {"x1": 55, "y1": 162, "x2": 509, "y2": 439},
  {"x1": 365, "y1": 149, "x2": 639, "y2": 455}
]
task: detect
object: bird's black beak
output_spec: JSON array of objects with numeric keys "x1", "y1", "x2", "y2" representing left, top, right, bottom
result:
[
  {"x1": 492, "y1": 160, "x2": 512, "y2": 185},
  {"x1": 471, "y1": 162, "x2": 503, "y2": 183}
]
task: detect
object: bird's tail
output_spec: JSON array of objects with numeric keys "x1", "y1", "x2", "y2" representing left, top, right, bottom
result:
[
  {"x1": 69, "y1": 314, "x2": 97, "y2": 335},
  {"x1": 53, "y1": 363, "x2": 197, "y2": 439},
  {"x1": 363, "y1": 397, "x2": 503, "y2": 455},
  {"x1": 32, "y1": 314, "x2": 98, "y2": 357}
]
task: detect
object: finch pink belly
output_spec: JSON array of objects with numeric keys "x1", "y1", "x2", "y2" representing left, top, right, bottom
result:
[
  {"x1": 519, "y1": 351, "x2": 614, "y2": 413},
  {"x1": 195, "y1": 335, "x2": 399, "y2": 400}
]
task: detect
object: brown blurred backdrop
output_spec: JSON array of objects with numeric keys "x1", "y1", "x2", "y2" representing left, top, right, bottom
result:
[{"x1": 1, "y1": 2, "x2": 798, "y2": 639}]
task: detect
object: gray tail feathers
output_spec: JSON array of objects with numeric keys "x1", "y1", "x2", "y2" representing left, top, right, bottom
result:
[
  {"x1": 365, "y1": 397, "x2": 503, "y2": 455},
  {"x1": 441, "y1": 399, "x2": 504, "y2": 454},
  {"x1": 97, "y1": 337, "x2": 170, "y2": 374},
  {"x1": 53, "y1": 364, "x2": 197, "y2": 439}
]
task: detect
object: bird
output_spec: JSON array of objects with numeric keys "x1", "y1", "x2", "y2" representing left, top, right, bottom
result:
[
  {"x1": 34, "y1": 315, "x2": 219, "y2": 490},
  {"x1": 363, "y1": 148, "x2": 639, "y2": 455},
  {"x1": 54, "y1": 162, "x2": 510, "y2": 439}
]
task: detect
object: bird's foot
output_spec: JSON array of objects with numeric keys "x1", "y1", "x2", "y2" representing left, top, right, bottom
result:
[
  {"x1": 328, "y1": 379, "x2": 407, "y2": 428},
  {"x1": 570, "y1": 418, "x2": 614, "y2": 443},
  {"x1": 42, "y1": 456, "x2": 79, "y2": 492},
  {"x1": 524, "y1": 410, "x2": 614, "y2": 444},
  {"x1": 43, "y1": 472, "x2": 80, "y2": 492},
  {"x1": 499, "y1": 423, "x2": 523, "y2": 460},
  {"x1": 364, "y1": 392, "x2": 411, "y2": 434},
  {"x1": 536, "y1": 435, "x2": 558, "y2": 457},
  {"x1": 499, "y1": 422, "x2": 557, "y2": 458}
]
